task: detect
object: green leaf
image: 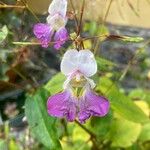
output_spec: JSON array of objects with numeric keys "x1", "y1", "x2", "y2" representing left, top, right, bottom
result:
[
  {"x1": 44, "y1": 73, "x2": 65, "y2": 94},
  {"x1": 134, "y1": 101, "x2": 149, "y2": 117},
  {"x1": 108, "y1": 118, "x2": 142, "y2": 148},
  {"x1": 98, "y1": 25, "x2": 109, "y2": 36},
  {"x1": 0, "y1": 140, "x2": 7, "y2": 150},
  {"x1": 72, "y1": 124, "x2": 90, "y2": 142},
  {"x1": 0, "y1": 63, "x2": 9, "y2": 81},
  {"x1": 9, "y1": 139, "x2": 20, "y2": 150},
  {"x1": 84, "y1": 22, "x2": 97, "y2": 36},
  {"x1": 61, "y1": 139, "x2": 91, "y2": 150},
  {"x1": 125, "y1": 144, "x2": 141, "y2": 150},
  {"x1": 138, "y1": 123, "x2": 150, "y2": 142},
  {"x1": 0, "y1": 26, "x2": 8, "y2": 43},
  {"x1": 96, "y1": 57, "x2": 116, "y2": 71},
  {"x1": 129, "y1": 88, "x2": 150, "y2": 106},
  {"x1": 97, "y1": 77, "x2": 149, "y2": 123},
  {"x1": 61, "y1": 124, "x2": 91, "y2": 150},
  {"x1": 25, "y1": 88, "x2": 62, "y2": 150},
  {"x1": 84, "y1": 23, "x2": 109, "y2": 37},
  {"x1": 122, "y1": 36, "x2": 144, "y2": 43},
  {"x1": 90, "y1": 112, "x2": 113, "y2": 139}
]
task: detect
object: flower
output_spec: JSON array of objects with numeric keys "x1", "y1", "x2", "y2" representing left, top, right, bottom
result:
[
  {"x1": 47, "y1": 49, "x2": 110, "y2": 123},
  {"x1": 33, "y1": 0, "x2": 68, "y2": 49}
]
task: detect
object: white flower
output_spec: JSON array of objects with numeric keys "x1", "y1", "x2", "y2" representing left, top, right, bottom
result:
[
  {"x1": 61, "y1": 49, "x2": 97, "y2": 88},
  {"x1": 48, "y1": 0, "x2": 67, "y2": 18},
  {"x1": 33, "y1": 0, "x2": 68, "y2": 49},
  {"x1": 47, "y1": 49, "x2": 110, "y2": 123},
  {"x1": 47, "y1": 0, "x2": 67, "y2": 30}
]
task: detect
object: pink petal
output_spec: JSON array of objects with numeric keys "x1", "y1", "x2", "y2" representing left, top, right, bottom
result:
[
  {"x1": 33, "y1": 23, "x2": 53, "y2": 48},
  {"x1": 78, "y1": 90, "x2": 110, "y2": 123},
  {"x1": 47, "y1": 91, "x2": 77, "y2": 122},
  {"x1": 54, "y1": 27, "x2": 68, "y2": 49}
]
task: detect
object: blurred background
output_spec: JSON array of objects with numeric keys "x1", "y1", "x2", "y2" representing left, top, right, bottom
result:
[{"x1": 0, "y1": 0, "x2": 150, "y2": 150}]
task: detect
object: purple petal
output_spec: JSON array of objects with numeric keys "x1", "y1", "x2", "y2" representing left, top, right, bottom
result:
[
  {"x1": 54, "y1": 27, "x2": 68, "y2": 50},
  {"x1": 78, "y1": 90, "x2": 110, "y2": 123},
  {"x1": 47, "y1": 91, "x2": 77, "y2": 122},
  {"x1": 33, "y1": 23, "x2": 54, "y2": 48}
]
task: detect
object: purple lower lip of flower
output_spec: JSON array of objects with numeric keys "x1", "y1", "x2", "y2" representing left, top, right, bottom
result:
[
  {"x1": 47, "y1": 84, "x2": 109, "y2": 123},
  {"x1": 78, "y1": 90, "x2": 110, "y2": 124},
  {"x1": 33, "y1": 23, "x2": 54, "y2": 48},
  {"x1": 47, "y1": 90, "x2": 77, "y2": 122},
  {"x1": 54, "y1": 27, "x2": 68, "y2": 50}
]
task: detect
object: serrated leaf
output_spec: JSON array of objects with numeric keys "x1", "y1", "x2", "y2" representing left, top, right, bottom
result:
[
  {"x1": 0, "y1": 26, "x2": 8, "y2": 43},
  {"x1": 97, "y1": 77, "x2": 149, "y2": 123},
  {"x1": 25, "y1": 88, "x2": 62, "y2": 150},
  {"x1": 44, "y1": 73, "x2": 65, "y2": 94}
]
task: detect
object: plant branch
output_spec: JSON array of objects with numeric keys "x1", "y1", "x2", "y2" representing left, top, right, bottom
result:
[
  {"x1": 103, "y1": 0, "x2": 114, "y2": 23},
  {"x1": 77, "y1": 0, "x2": 85, "y2": 36},
  {"x1": 0, "y1": 4, "x2": 25, "y2": 9},
  {"x1": 69, "y1": 0, "x2": 79, "y2": 32},
  {"x1": 93, "y1": 0, "x2": 114, "y2": 54}
]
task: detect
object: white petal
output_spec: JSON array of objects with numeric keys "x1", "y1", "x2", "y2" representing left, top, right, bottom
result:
[
  {"x1": 47, "y1": 14, "x2": 67, "y2": 30},
  {"x1": 77, "y1": 50, "x2": 97, "y2": 77},
  {"x1": 61, "y1": 49, "x2": 79, "y2": 75},
  {"x1": 48, "y1": 0, "x2": 67, "y2": 18},
  {"x1": 61, "y1": 49, "x2": 97, "y2": 77},
  {"x1": 85, "y1": 77, "x2": 96, "y2": 89},
  {"x1": 63, "y1": 77, "x2": 71, "y2": 89}
]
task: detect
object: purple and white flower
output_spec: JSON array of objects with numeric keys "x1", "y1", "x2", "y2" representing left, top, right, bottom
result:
[
  {"x1": 33, "y1": 0, "x2": 68, "y2": 49},
  {"x1": 47, "y1": 49, "x2": 110, "y2": 123}
]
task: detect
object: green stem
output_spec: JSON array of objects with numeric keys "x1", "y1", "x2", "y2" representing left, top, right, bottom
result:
[{"x1": 75, "y1": 120, "x2": 96, "y2": 138}]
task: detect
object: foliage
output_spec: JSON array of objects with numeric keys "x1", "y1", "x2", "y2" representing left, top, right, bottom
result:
[
  {"x1": 0, "y1": 0, "x2": 150, "y2": 150},
  {"x1": 25, "y1": 88, "x2": 61, "y2": 149},
  {"x1": 0, "y1": 25, "x2": 8, "y2": 43}
]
